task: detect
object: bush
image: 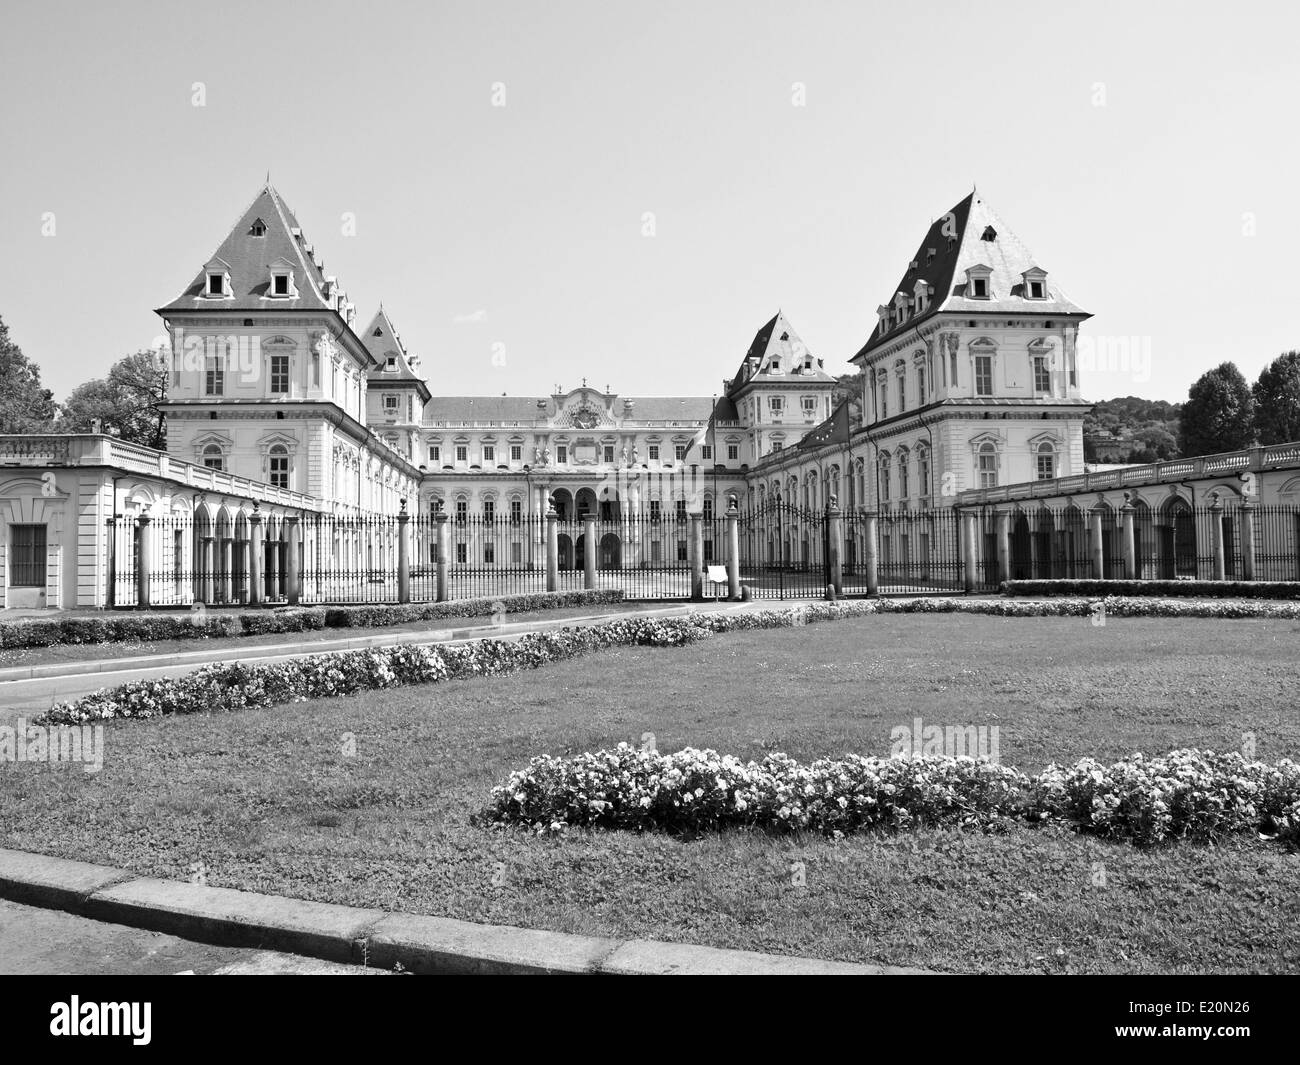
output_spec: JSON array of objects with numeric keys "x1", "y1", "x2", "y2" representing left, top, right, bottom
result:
[
  {"x1": 237, "y1": 608, "x2": 328, "y2": 636},
  {"x1": 483, "y1": 744, "x2": 1300, "y2": 847},
  {"x1": 1004, "y1": 579, "x2": 1300, "y2": 600},
  {"x1": 322, "y1": 590, "x2": 624, "y2": 629}
]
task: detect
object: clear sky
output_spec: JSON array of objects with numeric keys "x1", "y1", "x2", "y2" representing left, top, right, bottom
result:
[{"x1": 1, "y1": 0, "x2": 1297, "y2": 405}]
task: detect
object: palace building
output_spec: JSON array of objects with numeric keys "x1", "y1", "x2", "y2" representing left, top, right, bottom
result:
[{"x1": 7, "y1": 181, "x2": 1295, "y2": 611}]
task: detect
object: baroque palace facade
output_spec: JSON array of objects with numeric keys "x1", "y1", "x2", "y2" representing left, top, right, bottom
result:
[
  {"x1": 9, "y1": 181, "x2": 1296, "y2": 609},
  {"x1": 154, "y1": 183, "x2": 1092, "y2": 532}
]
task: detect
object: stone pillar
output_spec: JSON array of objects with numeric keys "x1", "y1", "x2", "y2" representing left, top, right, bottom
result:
[
  {"x1": 248, "y1": 508, "x2": 263, "y2": 607},
  {"x1": 201, "y1": 536, "x2": 215, "y2": 604},
  {"x1": 1210, "y1": 493, "x2": 1226, "y2": 581},
  {"x1": 689, "y1": 513, "x2": 704, "y2": 601},
  {"x1": 583, "y1": 514, "x2": 597, "y2": 590},
  {"x1": 726, "y1": 496, "x2": 741, "y2": 600},
  {"x1": 1121, "y1": 497, "x2": 1137, "y2": 580},
  {"x1": 106, "y1": 515, "x2": 118, "y2": 608},
  {"x1": 221, "y1": 536, "x2": 233, "y2": 603},
  {"x1": 827, "y1": 500, "x2": 843, "y2": 596},
  {"x1": 267, "y1": 534, "x2": 280, "y2": 600},
  {"x1": 995, "y1": 510, "x2": 1011, "y2": 587},
  {"x1": 286, "y1": 516, "x2": 300, "y2": 605},
  {"x1": 397, "y1": 500, "x2": 411, "y2": 604},
  {"x1": 136, "y1": 512, "x2": 152, "y2": 610},
  {"x1": 435, "y1": 509, "x2": 449, "y2": 602},
  {"x1": 864, "y1": 510, "x2": 879, "y2": 595},
  {"x1": 1240, "y1": 498, "x2": 1256, "y2": 581},
  {"x1": 545, "y1": 502, "x2": 558, "y2": 592},
  {"x1": 1090, "y1": 508, "x2": 1105, "y2": 579},
  {"x1": 961, "y1": 510, "x2": 978, "y2": 593}
]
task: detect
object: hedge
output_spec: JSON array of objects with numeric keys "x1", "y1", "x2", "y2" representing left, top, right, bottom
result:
[
  {"x1": 0, "y1": 589, "x2": 625, "y2": 652},
  {"x1": 1003, "y1": 579, "x2": 1300, "y2": 600},
  {"x1": 482, "y1": 745, "x2": 1300, "y2": 847}
]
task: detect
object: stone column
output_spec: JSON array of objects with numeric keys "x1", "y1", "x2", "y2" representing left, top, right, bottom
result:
[
  {"x1": 221, "y1": 536, "x2": 234, "y2": 603},
  {"x1": 286, "y1": 516, "x2": 300, "y2": 605},
  {"x1": 827, "y1": 500, "x2": 843, "y2": 597},
  {"x1": 584, "y1": 514, "x2": 598, "y2": 591},
  {"x1": 267, "y1": 533, "x2": 280, "y2": 600},
  {"x1": 249, "y1": 508, "x2": 263, "y2": 607},
  {"x1": 136, "y1": 512, "x2": 152, "y2": 610},
  {"x1": 201, "y1": 536, "x2": 215, "y2": 604},
  {"x1": 688, "y1": 513, "x2": 703, "y2": 601},
  {"x1": 106, "y1": 515, "x2": 118, "y2": 608},
  {"x1": 435, "y1": 509, "x2": 449, "y2": 602},
  {"x1": 1210, "y1": 493, "x2": 1226, "y2": 581},
  {"x1": 726, "y1": 496, "x2": 741, "y2": 600},
  {"x1": 1121, "y1": 497, "x2": 1137, "y2": 580},
  {"x1": 864, "y1": 510, "x2": 879, "y2": 595},
  {"x1": 1090, "y1": 508, "x2": 1105, "y2": 579},
  {"x1": 1240, "y1": 498, "x2": 1256, "y2": 581},
  {"x1": 995, "y1": 510, "x2": 1011, "y2": 587},
  {"x1": 961, "y1": 510, "x2": 978, "y2": 593},
  {"x1": 545, "y1": 501, "x2": 558, "y2": 592},
  {"x1": 397, "y1": 500, "x2": 411, "y2": 604}
]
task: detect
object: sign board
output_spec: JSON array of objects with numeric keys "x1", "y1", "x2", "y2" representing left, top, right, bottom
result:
[{"x1": 706, "y1": 565, "x2": 728, "y2": 584}]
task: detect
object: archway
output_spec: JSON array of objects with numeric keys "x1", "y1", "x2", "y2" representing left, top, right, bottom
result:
[
  {"x1": 575, "y1": 487, "x2": 597, "y2": 520},
  {"x1": 1011, "y1": 512, "x2": 1032, "y2": 579},
  {"x1": 1034, "y1": 508, "x2": 1056, "y2": 578},
  {"x1": 599, "y1": 532, "x2": 621, "y2": 570},
  {"x1": 557, "y1": 533, "x2": 574, "y2": 571},
  {"x1": 1158, "y1": 497, "x2": 1196, "y2": 578},
  {"x1": 551, "y1": 488, "x2": 573, "y2": 521}
]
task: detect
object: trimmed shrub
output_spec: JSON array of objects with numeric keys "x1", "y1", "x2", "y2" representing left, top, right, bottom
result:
[
  {"x1": 1004, "y1": 579, "x2": 1300, "y2": 600},
  {"x1": 322, "y1": 589, "x2": 624, "y2": 629},
  {"x1": 237, "y1": 608, "x2": 328, "y2": 636}
]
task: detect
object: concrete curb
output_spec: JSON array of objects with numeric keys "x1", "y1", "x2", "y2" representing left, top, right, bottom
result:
[
  {"x1": 0, "y1": 602, "x2": 744, "y2": 684},
  {"x1": 0, "y1": 848, "x2": 927, "y2": 976}
]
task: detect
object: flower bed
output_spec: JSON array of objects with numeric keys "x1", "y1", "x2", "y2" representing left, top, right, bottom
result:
[
  {"x1": 483, "y1": 745, "x2": 1300, "y2": 847},
  {"x1": 0, "y1": 589, "x2": 624, "y2": 651},
  {"x1": 1003, "y1": 579, "x2": 1300, "y2": 600}
]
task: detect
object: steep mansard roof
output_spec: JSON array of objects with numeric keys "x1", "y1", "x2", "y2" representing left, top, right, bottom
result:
[
  {"x1": 361, "y1": 306, "x2": 432, "y2": 403},
  {"x1": 853, "y1": 191, "x2": 1090, "y2": 362},
  {"x1": 727, "y1": 311, "x2": 836, "y2": 396}
]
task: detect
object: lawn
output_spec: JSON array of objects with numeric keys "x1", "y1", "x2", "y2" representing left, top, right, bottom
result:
[{"x1": 2, "y1": 613, "x2": 1298, "y2": 974}]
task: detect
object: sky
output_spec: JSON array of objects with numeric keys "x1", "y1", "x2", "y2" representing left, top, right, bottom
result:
[{"x1": 1, "y1": 0, "x2": 1298, "y2": 406}]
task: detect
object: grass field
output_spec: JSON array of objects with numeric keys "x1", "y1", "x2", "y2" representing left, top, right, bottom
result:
[{"x1": 3, "y1": 612, "x2": 1298, "y2": 973}]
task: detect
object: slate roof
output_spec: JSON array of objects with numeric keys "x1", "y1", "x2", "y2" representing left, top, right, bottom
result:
[
  {"x1": 158, "y1": 184, "x2": 341, "y2": 314},
  {"x1": 422, "y1": 396, "x2": 717, "y2": 424},
  {"x1": 854, "y1": 192, "x2": 1090, "y2": 362},
  {"x1": 728, "y1": 312, "x2": 836, "y2": 396},
  {"x1": 361, "y1": 307, "x2": 432, "y2": 403}
]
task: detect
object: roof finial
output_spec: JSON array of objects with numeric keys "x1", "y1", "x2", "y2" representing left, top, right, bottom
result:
[{"x1": 266, "y1": 169, "x2": 271, "y2": 187}]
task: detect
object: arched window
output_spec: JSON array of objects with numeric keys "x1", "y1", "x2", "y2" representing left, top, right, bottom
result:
[
  {"x1": 917, "y1": 445, "x2": 931, "y2": 497},
  {"x1": 1036, "y1": 440, "x2": 1056, "y2": 481},
  {"x1": 897, "y1": 447, "x2": 911, "y2": 499},
  {"x1": 202, "y1": 443, "x2": 224, "y2": 471},
  {"x1": 268, "y1": 444, "x2": 289, "y2": 489},
  {"x1": 879, "y1": 452, "x2": 891, "y2": 503}
]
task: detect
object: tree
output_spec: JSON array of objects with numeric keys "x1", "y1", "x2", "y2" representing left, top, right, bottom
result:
[
  {"x1": 1180, "y1": 362, "x2": 1256, "y2": 457},
  {"x1": 1252, "y1": 350, "x2": 1300, "y2": 445},
  {"x1": 0, "y1": 314, "x2": 59, "y2": 432},
  {"x1": 59, "y1": 348, "x2": 169, "y2": 449}
]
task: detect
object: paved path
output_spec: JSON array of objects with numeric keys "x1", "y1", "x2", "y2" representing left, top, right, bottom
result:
[{"x1": 0, "y1": 898, "x2": 382, "y2": 975}]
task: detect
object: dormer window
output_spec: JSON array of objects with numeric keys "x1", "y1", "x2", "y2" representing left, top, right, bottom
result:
[
  {"x1": 1022, "y1": 267, "x2": 1049, "y2": 300},
  {"x1": 386, "y1": 355, "x2": 397, "y2": 371},
  {"x1": 250, "y1": 218, "x2": 267, "y2": 237},
  {"x1": 965, "y1": 265, "x2": 993, "y2": 300},
  {"x1": 269, "y1": 266, "x2": 296, "y2": 298},
  {"x1": 273, "y1": 274, "x2": 289, "y2": 296},
  {"x1": 206, "y1": 272, "x2": 227, "y2": 297},
  {"x1": 981, "y1": 226, "x2": 997, "y2": 242}
]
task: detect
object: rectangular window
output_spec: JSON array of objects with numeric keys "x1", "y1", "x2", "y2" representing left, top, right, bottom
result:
[
  {"x1": 674, "y1": 445, "x2": 686, "y2": 461},
  {"x1": 270, "y1": 355, "x2": 289, "y2": 395},
  {"x1": 510, "y1": 444, "x2": 522, "y2": 462},
  {"x1": 510, "y1": 499, "x2": 522, "y2": 523},
  {"x1": 801, "y1": 396, "x2": 817, "y2": 413},
  {"x1": 728, "y1": 444, "x2": 740, "y2": 461},
  {"x1": 455, "y1": 499, "x2": 467, "y2": 524},
  {"x1": 456, "y1": 542, "x2": 467, "y2": 564},
  {"x1": 428, "y1": 445, "x2": 441, "y2": 463},
  {"x1": 1037, "y1": 452, "x2": 1056, "y2": 480},
  {"x1": 273, "y1": 274, "x2": 289, "y2": 296},
  {"x1": 649, "y1": 500, "x2": 662, "y2": 523},
  {"x1": 648, "y1": 445, "x2": 660, "y2": 461},
  {"x1": 769, "y1": 396, "x2": 784, "y2": 413},
  {"x1": 383, "y1": 394, "x2": 398, "y2": 412},
  {"x1": 603, "y1": 444, "x2": 615, "y2": 463},
  {"x1": 770, "y1": 441, "x2": 783, "y2": 452},
  {"x1": 484, "y1": 542, "x2": 495, "y2": 564},
  {"x1": 703, "y1": 539, "x2": 714, "y2": 562},
  {"x1": 9, "y1": 524, "x2": 46, "y2": 587},
  {"x1": 975, "y1": 355, "x2": 993, "y2": 397},
  {"x1": 510, "y1": 541, "x2": 522, "y2": 564},
  {"x1": 701, "y1": 444, "x2": 713, "y2": 461},
  {"x1": 207, "y1": 273, "x2": 224, "y2": 296},
  {"x1": 483, "y1": 445, "x2": 495, "y2": 464},
  {"x1": 677, "y1": 539, "x2": 688, "y2": 562},
  {"x1": 651, "y1": 540, "x2": 662, "y2": 562},
  {"x1": 972, "y1": 278, "x2": 988, "y2": 298},
  {"x1": 675, "y1": 500, "x2": 687, "y2": 523},
  {"x1": 916, "y1": 366, "x2": 926, "y2": 404},
  {"x1": 897, "y1": 375, "x2": 906, "y2": 412},
  {"x1": 1034, "y1": 356, "x2": 1051, "y2": 393},
  {"x1": 269, "y1": 452, "x2": 289, "y2": 489},
  {"x1": 455, "y1": 445, "x2": 468, "y2": 464},
  {"x1": 205, "y1": 356, "x2": 224, "y2": 396},
  {"x1": 483, "y1": 500, "x2": 495, "y2": 523},
  {"x1": 556, "y1": 444, "x2": 568, "y2": 464},
  {"x1": 978, "y1": 452, "x2": 997, "y2": 489}
]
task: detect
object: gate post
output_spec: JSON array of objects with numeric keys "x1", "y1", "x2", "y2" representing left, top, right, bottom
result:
[
  {"x1": 106, "y1": 514, "x2": 118, "y2": 608},
  {"x1": 1240, "y1": 497, "x2": 1256, "y2": 581},
  {"x1": 435, "y1": 505, "x2": 450, "y2": 602},
  {"x1": 688, "y1": 513, "x2": 704, "y2": 601},
  {"x1": 726, "y1": 494, "x2": 741, "y2": 600},
  {"x1": 136, "y1": 511, "x2": 152, "y2": 610},
  {"x1": 1120, "y1": 494, "x2": 1137, "y2": 580},
  {"x1": 248, "y1": 505, "x2": 263, "y2": 607},
  {"x1": 1090, "y1": 507, "x2": 1105, "y2": 579},
  {"x1": 960, "y1": 509, "x2": 977, "y2": 593},
  {"x1": 827, "y1": 497, "x2": 843, "y2": 597},
  {"x1": 545, "y1": 500, "x2": 558, "y2": 593},
  {"x1": 1210, "y1": 492, "x2": 1226, "y2": 581},
  {"x1": 201, "y1": 535, "x2": 215, "y2": 604},
  {"x1": 864, "y1": 510, "x2": 879, "y2": 595},
  {"x1": 397, "y1": 499, "x2": 411, "y2": 604},
  {"x1": 286, "y1": 516, "x2": 301, "y2": 605},
  {"x1": 583, "y1": 514, "x2": 597, "y2": 591},
  {"x1": 995, "y1": 509, "x2": 1011, "y2": 587}
]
